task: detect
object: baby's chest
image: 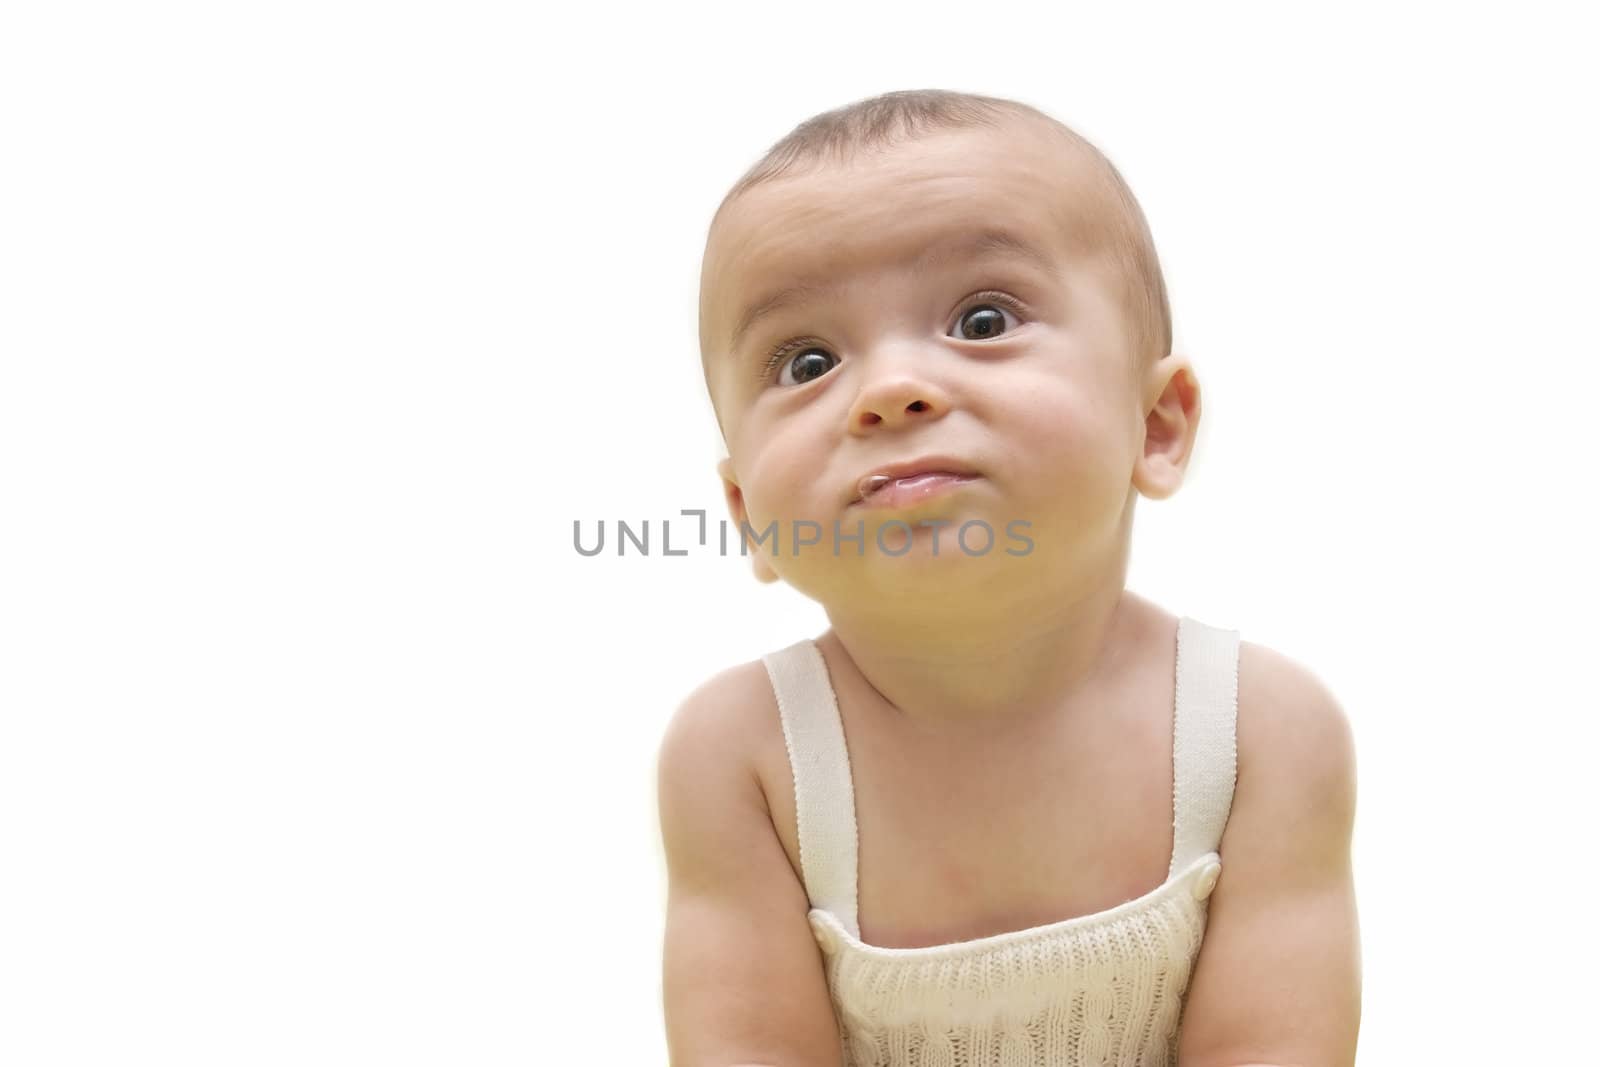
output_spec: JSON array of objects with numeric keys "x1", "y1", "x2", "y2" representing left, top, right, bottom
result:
[{"x1": 756, "y1": 702, "x2": 1178, "y2": 950}]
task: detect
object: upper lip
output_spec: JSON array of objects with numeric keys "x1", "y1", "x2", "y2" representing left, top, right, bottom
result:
[{"x1": 848, "y1": 455, "x2": 981, "y2": 504}]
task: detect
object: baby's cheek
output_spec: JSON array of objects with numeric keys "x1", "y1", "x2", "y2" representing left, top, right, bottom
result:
[
  {"x1": 1011, "y1": 391, "x2": 1135, "y2": 506},
  {"x1": 742, "y1": 453, "x2": 829, "y2": 530},
  {"x1": 1012, "y1": 385, "x2": 1105, "y2": 459}
]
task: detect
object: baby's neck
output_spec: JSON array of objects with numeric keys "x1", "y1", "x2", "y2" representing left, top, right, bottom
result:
[{"x1": 820, "y1": 580, "x2": 1151, "y2": 735}]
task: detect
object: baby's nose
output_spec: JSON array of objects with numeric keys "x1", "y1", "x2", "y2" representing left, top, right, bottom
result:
[{"x1": 850, "y1": 382, "x2": 948, "y2": 432}]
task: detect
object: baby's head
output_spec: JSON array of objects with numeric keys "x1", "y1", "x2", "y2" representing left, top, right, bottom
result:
[{"x1": 697, "y1": 90, "x2": 1200, "y2": 607}]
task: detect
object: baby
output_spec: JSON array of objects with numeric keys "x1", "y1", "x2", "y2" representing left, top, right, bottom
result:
[{"x1": 658, "y1": 89, "x2": 1360, "y2": 1067}]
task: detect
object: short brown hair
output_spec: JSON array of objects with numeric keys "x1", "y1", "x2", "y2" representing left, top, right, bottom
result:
[{"x1": 703, "y1": 89, "x2": 1172, "y2": 397}]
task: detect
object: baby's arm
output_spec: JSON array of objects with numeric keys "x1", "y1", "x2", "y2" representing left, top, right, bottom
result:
[
  {"x1": 1176, "y1": 643, "x2": 1362, "y2": 1067},
  {"x1": 658, "y1": 664, "x2": 844, "y2": 1067}
]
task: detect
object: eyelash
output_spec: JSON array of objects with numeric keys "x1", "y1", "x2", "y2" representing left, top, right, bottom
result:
[{"x1": 755, "y1": 290, "x2": 1031, "y2": 385}]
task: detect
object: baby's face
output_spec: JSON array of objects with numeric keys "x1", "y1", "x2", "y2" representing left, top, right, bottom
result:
[{"x1": 700, "y1": 122, "x2": 1156, "y2": 597}]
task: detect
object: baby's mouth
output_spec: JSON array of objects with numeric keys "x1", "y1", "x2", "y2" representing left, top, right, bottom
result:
[{"x1": 852, "y1": 471, "x2": 980, "y2": 507}]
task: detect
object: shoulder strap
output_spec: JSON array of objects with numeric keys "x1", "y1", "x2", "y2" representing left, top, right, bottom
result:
[
  {"x1": 760, "y1": 638, "x2": 861, "y2": 938},
  {"x1": 1168, "y1": 616, "x2": 1241, "y2": 877}
]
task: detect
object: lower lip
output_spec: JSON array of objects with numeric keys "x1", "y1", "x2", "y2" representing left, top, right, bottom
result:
[{"x1": 853, "y1": 472, "x2": 980, "y2": 510}]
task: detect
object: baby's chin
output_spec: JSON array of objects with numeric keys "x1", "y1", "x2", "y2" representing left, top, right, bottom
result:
[{"x1": 783, "y1": 529, "x2": 1045, "y2": 601}]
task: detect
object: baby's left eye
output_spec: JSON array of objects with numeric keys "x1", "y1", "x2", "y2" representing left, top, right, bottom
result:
[{"x1": 951, "y1": 296, "x2": 1024, "y2": 341}]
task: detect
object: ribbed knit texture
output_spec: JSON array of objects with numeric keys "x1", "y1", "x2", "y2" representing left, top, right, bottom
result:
[{"x1": 760, "y1": 615, "x2": 1240, "y2": 1067}]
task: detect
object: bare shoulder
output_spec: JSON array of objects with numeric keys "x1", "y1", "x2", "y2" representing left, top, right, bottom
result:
[
  {"x1": 659, "y1": 653, "x2": 807, "y2": 884},
  {"x1": 1176, "y1": 636, "x2": 1361, "y2": 1066},
  {"x1": 655, "y1": 655, "x2": 792, "y2": 881},
  {"x1": 657, "y1": 655, "x2": 844, "y2": 1065},
  {"x1": 1233, "y1": 638, "x2": 1358, "y2": 822},
  {"x1": 658, "y1": 657, "x2": 780, "y2": 793}
]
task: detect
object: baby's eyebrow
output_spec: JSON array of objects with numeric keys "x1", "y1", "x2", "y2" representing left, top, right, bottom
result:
[{"x1": 727, "y1": 228, "x2": 1059, "y2": 353}]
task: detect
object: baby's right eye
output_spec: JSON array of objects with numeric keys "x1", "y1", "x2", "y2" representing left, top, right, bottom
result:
[{"x1": 767, "y1": 341, "x2": 840, "y2": 388}]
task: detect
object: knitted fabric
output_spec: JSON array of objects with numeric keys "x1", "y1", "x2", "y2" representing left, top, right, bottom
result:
[{"x1": 759, "y1": 615, "x2": 1240, "y2": 1067}]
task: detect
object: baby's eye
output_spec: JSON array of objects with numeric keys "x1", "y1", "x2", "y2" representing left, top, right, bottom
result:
[
  {"x1": 773, "y1": 344, "x2": 839, "y2": 388},
  {"x1": 952, "y1": 293, "x2": 1025, "y2": 341},
  {"x1": 762, "y1": 292, "x2": 1027, "y2": 388}
]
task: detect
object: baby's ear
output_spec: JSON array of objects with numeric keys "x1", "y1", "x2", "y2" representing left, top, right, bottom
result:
[
  {"x1": 716, "y1": 457, "x2": 781, "y2": 584},
  {"x1": 1132, "y1": 354, "x2": 1201, "y2": 501}
]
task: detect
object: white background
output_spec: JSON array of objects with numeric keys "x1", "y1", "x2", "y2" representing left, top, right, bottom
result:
[{"x1": 3, "y1": 1, "x2": 1596, "y2": 1063}]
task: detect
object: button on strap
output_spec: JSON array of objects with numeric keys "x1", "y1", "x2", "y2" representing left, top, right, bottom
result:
[{"x1": 1192, "y1": 861, "x2": 1222, "y2": 901}]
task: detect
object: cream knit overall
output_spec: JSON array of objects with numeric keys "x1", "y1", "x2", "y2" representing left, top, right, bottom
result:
[{"x1": 760, "y1": 615, "x2": 1240, "y2": 1067}]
